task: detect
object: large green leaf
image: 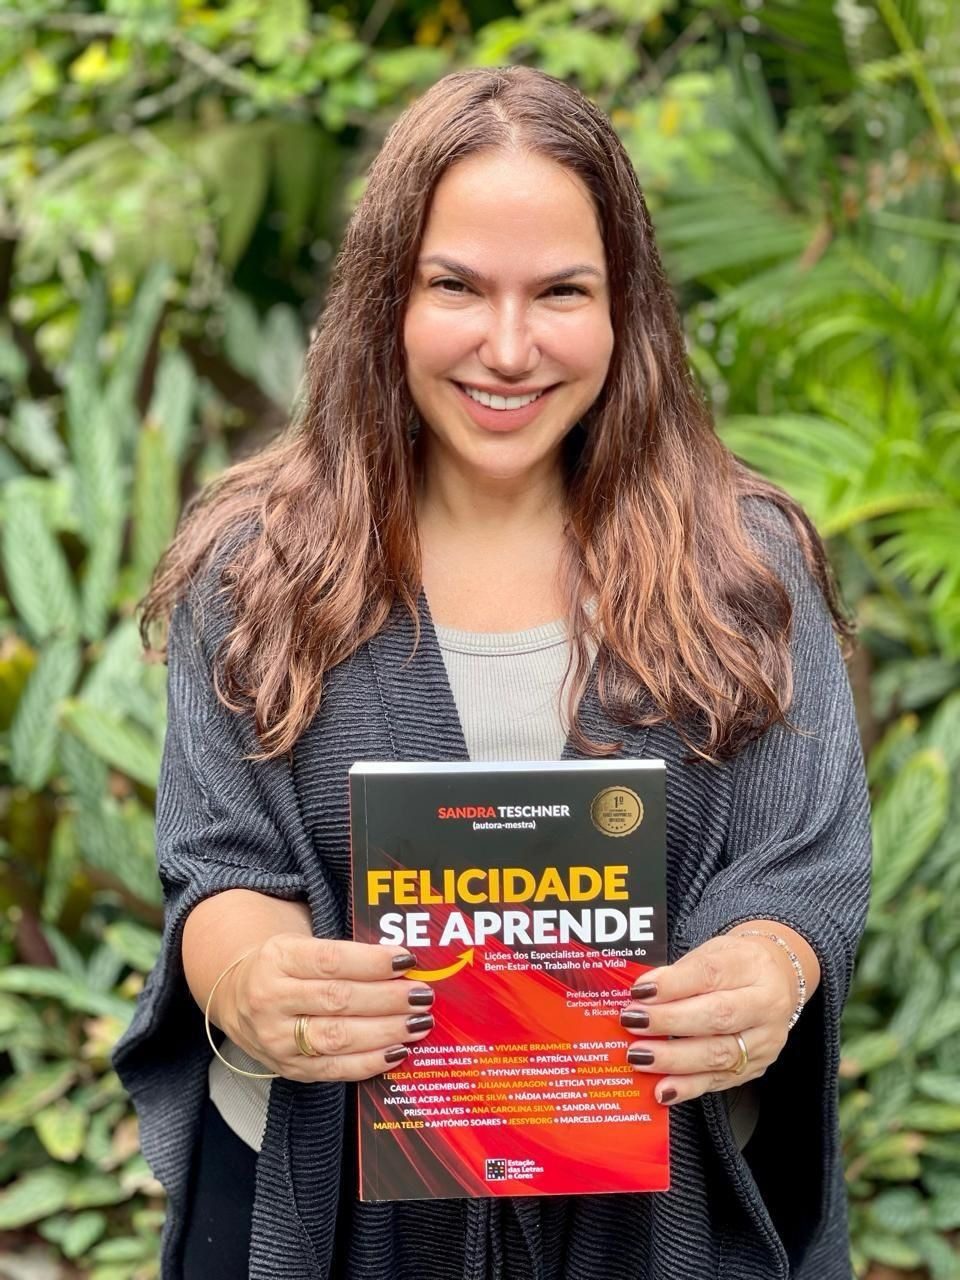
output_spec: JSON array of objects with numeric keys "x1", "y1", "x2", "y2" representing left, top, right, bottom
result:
[
  {"x1": 73, "y1": 800, "x2": 162, "y2": 907},
  {"x1": 59, "y1": 735, "x2": 110, "y2": 809},
  {"x1": 0, "y1": 1062, "x2": 76, "y2": 1127},
  {"x1": 65, "y1": 1170, "x2": 135, "y2": 1210},
  {"x1": 925, "y1": 692, "x2": 960, "y2": 774},
  {"x1": 253, "y1": 0, "x2": 309, "y2": 66},
  {"x1": 839, "y1": 1030, "x2": 901, "y2": 1077},
  {"x1": 873, "y1": 506, "x2": 960, "y2": 657},
  {"x1": 867, "y1": 1186, "x2": 928, "y2": 1233},
  {"x1": 80, "y1": 617, "x2": 163, "y2": 727},
  {"x1": 60, "y1": 700, "x2": 162, "y2": 789},
  {"x1": 8, "y1": 401, "x2": 67, "y2": 474},
  {"x1": 222, "y1": 290, "x2": 262, "y2": 380},
  {"x1": 917, "y1": 1071, "x2": 960, "y2": 1106},
  {"x1": 41, "y1": 813, "x2": 81, "y2": 926},
  {"x1": 0, "y1": 1167, "x2": 77, "y2": 1230},
  {"x1": 79, "y1": 514, "x2": 124, "y2": 642},
  {"x1": 9, "y1": 636, "x2": 82, "y2": 789},
  {"x1": 147, "y1": 347, "x2": 196, "y2": 464},
  {"x1": 104, "y1": 921, "x2": 162, "y2": 974},
  {"x1": 130, "y1": 421, "x2": 179, "y2": 599},
  {"x1": 897, "y1": 1102, "x2": 960, "y2": 1134},
  {"x1": 0, "y1": 968, "x2": 132, "y2": 1022},
  {"x1": 39, "y1": 1209, "x2": 108, "y2": 1260},
  {"x1": 65, "y1": 373, "x2": 123, "y2": 548},
  {"x1": 0, "y1": 992, "x2": 49, "y2": 1055},
  {"x1": 1, "y1": 485, "x2": 80, "y2": 642},
  {"x1": 257, "y1": 303, "x2": 306, "y2": 410},
  {"x1": 870, "y1": 748, "x2": 950, "y2": 908},
  {"x1": 102, "y1": 261, "x2": 171, "y2": 430},
  {"x1": 179, "y1": 122, "x2": 273, "y2": 270},
  {"x1": 33, "y1": 1099, "x2": 89, "y2": 1163}
]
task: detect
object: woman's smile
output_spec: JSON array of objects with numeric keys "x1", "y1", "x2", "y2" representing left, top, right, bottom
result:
[{"x1": 449, "y1": 379, "x2": 561, "y2": 432}]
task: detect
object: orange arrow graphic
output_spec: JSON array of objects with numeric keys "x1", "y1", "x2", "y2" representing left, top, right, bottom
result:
[{"x1": 405, "y1": 949, "x2": 475, "y2": 982}]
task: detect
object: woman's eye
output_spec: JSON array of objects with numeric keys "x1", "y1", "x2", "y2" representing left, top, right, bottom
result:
[{"x1": 430, "y1": 279, "x2": 586, "y2": 298}]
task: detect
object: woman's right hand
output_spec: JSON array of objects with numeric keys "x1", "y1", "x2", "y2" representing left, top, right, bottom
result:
[{"x1": 215, "y1": 934, "x2": 435, "y2": 1081}]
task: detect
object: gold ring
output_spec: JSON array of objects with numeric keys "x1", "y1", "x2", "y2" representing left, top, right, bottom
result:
[
  {"x1": 731, "y1": 1032, "x2": 749, "y2": 1076},
  {"x1": 295, "y1": 1014, "x2": 319, "y2": 1057}
]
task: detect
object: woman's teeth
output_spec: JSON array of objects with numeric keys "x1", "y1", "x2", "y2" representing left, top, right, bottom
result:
[{"x1": 460, "y1": 385, "x2": 545, "y2": 410}]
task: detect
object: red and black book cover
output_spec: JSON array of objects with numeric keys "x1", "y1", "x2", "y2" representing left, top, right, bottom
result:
[{"x1": 349, "y1": 759, "x2": 668, "y2": 1202}]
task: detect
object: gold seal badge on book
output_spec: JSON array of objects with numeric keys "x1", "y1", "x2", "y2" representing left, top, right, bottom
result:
[{"x1": 590, "y1": 787, "x2": 644, "y2": 837}]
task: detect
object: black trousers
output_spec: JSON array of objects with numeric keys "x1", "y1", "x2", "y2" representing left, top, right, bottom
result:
[{"x1": 181, "y1": 1094, "x2": 257, "y2": 1278}]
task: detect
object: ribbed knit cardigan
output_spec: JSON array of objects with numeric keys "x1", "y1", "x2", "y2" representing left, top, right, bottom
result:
[{"x1": 111, "y1": 497, "x2": 872, "y2": 1279}]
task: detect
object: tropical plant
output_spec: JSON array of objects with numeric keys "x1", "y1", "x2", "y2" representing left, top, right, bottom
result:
[
  {"x1": 0, "y1": 258, "x2": 307, "y2": 1272},
  {"x1": 840, "y1": 693, "x2": 960, "y2": 1279}
]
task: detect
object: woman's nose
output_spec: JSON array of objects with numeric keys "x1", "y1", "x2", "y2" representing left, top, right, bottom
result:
[{"x1": 479, "y1": 303, "x2": 539, "y2": 375}]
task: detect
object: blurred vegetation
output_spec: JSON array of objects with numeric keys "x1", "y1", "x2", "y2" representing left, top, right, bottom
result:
[{"x1": 0, "y1": 0, "x2": 957, "y2": 1275}]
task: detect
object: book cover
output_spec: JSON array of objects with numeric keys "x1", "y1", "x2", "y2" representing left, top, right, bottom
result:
[{"x1": 349, "y1": 758, "x2": 668, "y2": 1202}]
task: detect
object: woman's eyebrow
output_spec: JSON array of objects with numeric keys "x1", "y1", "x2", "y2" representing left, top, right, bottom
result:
[{"x1": 418, "y1": 255, "x2": 604, "y2": 287}]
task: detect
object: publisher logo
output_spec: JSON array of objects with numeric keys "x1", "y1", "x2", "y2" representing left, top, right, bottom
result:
[
  {"x1": 485, "y1": 1158, "x2": 507, "y2": 1181},
  {"x1": 590, "y1": 787, "x2": 643, "y2": 837}
]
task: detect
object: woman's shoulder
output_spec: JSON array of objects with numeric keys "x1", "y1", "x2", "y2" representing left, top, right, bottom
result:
[
  {"x1": 172, "y1": 518, "x2": 261, "y2": 644},
  {"x1": 737, "y1": 492, "x2": 825, "y2": 602},
  {"x1": 738, "y1": 492, "x2": 802, "y2": 555}
]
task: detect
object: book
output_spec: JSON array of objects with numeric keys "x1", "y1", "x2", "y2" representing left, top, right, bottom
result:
[{"x1": 349, "y1": 758, "x2": 668, "y2": 1202}]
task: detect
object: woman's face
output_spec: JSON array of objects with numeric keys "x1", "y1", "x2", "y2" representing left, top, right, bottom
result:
[{"x1": 403, "y1": 149, "x2": 613, "y2": 489}]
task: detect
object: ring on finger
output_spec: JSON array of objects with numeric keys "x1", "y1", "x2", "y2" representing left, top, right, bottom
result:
[
  {"x1": 730, "y1": 1032, "x2": 749, "y2": 1076},
  {"x1": 295, "y1": 1014, "x2": 320, "y2": 1057}
]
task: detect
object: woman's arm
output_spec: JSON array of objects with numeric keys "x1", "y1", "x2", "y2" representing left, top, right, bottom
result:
[{"x1": 182, "y1": 888, "x2": 313, "y2": 1031}]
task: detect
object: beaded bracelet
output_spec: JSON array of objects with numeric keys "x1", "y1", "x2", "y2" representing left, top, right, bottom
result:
[
  {"x1": 735, "y1": 929, "x2": 808, "y2": 1029},
  {"x1": 203, "y1": 947, "x2": 279, "y2": 1080}
]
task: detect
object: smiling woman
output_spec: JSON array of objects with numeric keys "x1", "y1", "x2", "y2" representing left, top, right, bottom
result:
[
  {"x1": 404, "y1": 149, "x2": 613, "y2": 485},
  {"x1": 111, "y1": 64, "x2": 870, "y2": 1280}
]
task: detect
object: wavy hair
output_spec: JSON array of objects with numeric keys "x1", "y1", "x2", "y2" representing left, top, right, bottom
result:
[{"x1": 141, "y1": 65, "x2": 855, "y2": 766}]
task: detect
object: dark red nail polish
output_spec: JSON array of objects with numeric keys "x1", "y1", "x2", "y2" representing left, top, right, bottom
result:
[
  {"x1": 405, "y1": 1013, "x2": 434, "y2": 1034},
  {"x1": 627, "y1": 1047, "x2": 655, "y2": 1066},
  {"x1": 659, "y1": 1087, "x2": 677, "y2": 1104},
  {"x1": 392, "y1": 953, "x2": 417, "y2": 972},
  {"x1": 620, "y1": 1009, "x2": 650, "y2": 1029},
  {"x1": 631, "y1": 982, "x2": 658, "y2": 1000},
  {"x1": 384, "y1": 1045, "x2": 409, "y2": 1063},
  {"x1": 408, "y1": 987, "x2": 435, "y2": 1007}
]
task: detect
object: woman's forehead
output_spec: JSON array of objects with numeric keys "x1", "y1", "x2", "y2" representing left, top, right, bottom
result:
[{"x1": 419, "y1": 153, "x2": 605, "y2": 266}]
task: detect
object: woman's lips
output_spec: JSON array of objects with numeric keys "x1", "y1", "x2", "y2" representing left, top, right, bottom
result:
[{"x1": 451, "y1": 381, "x2": 558, "y2": 432}]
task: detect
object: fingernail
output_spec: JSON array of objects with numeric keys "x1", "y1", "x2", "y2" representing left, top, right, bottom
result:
[
  {"x1": 408, "y1": 987, "x2": 435, "y2": 1007},
  {"x1": 392, "y1": 953, "x2": 417, "y2": 972},
  {"x1": 631, "y1": 982, "x2": 658, "y2": 1000},
  {"x1": 627, "y1": 1047, "x2": 655, "y2": 1066},
  {"x1": 384, "y1": 1045, "x2": 409, "y2": 1064},
  {"x1": 658, "y1": 1087, "x2": 677, "y2": 1104},
  {"x1": 620, "y1": 1009, "x2": 650, "y2": 1029},
  {"x1": 405, "y1": 1013, "x2": 434, "y2": 1034}
]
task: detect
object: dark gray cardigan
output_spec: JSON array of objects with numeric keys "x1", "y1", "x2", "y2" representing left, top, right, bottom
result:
[{"x1": 112, "y1": 497, "x2": 871, "y2": 1279}]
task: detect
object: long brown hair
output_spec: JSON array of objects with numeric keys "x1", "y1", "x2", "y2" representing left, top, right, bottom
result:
[{"x1": 141, "y1": 65, "x2": 855, "y2": 766}]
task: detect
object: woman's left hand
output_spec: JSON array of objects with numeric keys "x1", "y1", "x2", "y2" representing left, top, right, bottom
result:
[{"x1": 619, "y1": 931, "x2": 798, "y2": 1106}]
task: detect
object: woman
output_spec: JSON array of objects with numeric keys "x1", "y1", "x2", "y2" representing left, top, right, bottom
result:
[{"x1": 112, "y1": 66, "x2": 871, "y2": 1279}]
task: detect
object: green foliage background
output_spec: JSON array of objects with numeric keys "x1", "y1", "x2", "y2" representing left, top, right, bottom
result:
[{"x1": 0, "y1": 0, "x2": 958, "y2": 1275}]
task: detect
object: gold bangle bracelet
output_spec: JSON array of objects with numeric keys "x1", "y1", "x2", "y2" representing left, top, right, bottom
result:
[{"x1": 203, "y1": 946, "x2": 280, "y2": 1080}]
